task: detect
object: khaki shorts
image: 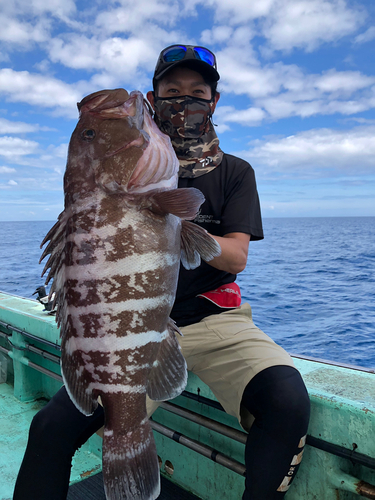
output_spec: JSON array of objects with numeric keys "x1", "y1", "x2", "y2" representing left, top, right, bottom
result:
[{"x1": 146, "y1": 302, "x2": 295, "y2": 431}]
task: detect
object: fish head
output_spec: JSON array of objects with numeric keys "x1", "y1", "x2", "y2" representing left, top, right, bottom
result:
[{"x1": 65, "y1": 89, "x2": 179, "y2": 200}]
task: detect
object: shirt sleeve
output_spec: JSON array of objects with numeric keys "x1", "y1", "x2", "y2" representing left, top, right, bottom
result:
[{"x1": 220, "y1": 155, "x2": 264, "y2": 240}]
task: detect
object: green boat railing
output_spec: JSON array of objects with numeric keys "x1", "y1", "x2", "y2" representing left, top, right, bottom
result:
[{"x1": 0, "y1": 291, "x2": 375, "y2": 499}]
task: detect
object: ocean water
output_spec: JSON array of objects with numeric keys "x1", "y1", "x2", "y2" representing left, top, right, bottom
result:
[{"x1": 0, "y1": 217, "x2": 374, "y2": 369}]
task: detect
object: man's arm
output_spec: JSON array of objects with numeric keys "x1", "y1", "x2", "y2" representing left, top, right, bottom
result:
[{"x1": 206, "y1": 232, "x2": 251, "y2": 274}]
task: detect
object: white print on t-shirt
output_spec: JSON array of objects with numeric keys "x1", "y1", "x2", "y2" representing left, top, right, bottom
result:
[{"x1": 194, "y1": 214, "x2": 221, "y2": 224}]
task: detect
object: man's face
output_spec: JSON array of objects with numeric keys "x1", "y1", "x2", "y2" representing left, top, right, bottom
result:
[{"x1": 147, "y1": 66, "x2": 220, "y2": 111}]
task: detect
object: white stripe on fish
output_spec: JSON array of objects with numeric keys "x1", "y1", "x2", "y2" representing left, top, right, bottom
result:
[
  {"x1": 65, "y1": 250, "x2": 179, "y2": 274},
  {"x1": 64, "y1": 329, "x2": 167, "y2": 355},
  {"x1": 86, "y1": 382, "x2": 147, "y2": 394},
  {"x1": 66, "y1": 294, "x2": 174, "y2": 316}
]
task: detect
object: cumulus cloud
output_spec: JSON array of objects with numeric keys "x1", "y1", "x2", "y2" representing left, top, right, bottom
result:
[
  {"x1": 1, "y1": 0, "x2": 76, "y2": 20},
  {"x1": 0, "y1": 68, "x2": 84, "y2": 118},
  {"x1": 47, "y1": 29, "x2": 185, "y2": 89},
  {"x1": 0, "y1": 15, "x2": 51, "y2": 46},
  {"x1": 215, "y1": 105, "x2": 266, "y2": 126},
  {"x1": 194, "y1": 0, "x2": 365, "y2": 52},
  {"x1": 262, "y1": 0, "x2": 365, "y2": 52},
  {"x1": 0, "y1": 166, "x2": 16, "y2": 174},
  {"x1": 0, "y1": 118, "x2": 39, "y2": 134},
  {"x1": 95, "y1": 0, "x2": 180, "y2": 33},
  {"x1": 354, "y1": 26, "x2": 375, "y2": 44},
  {"x1": 48, "y1": 35, "x2": 156, "y2": 77},
  {"x1": 0, "y1": 0, "x2": 78, "y2": 54},
  {"x1": 0, "y1": 136, "x2": 39, "y2": 158},
  {"x1": 217, "y1": 64, "x2": 375, "y2": 123},
  {"x1": 190, "y1": 0, "x2": 275, "y2": 25},
  {"x1": 235, "y1": 126, "x2": 375, "y2": 178}
]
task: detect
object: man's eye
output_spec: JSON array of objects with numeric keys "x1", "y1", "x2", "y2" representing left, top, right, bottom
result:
[{"x1": 81, "y1": 129, "x2": 96, "y2": 141}]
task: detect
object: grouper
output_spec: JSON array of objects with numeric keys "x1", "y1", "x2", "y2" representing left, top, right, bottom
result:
[{"x1": 40, "y1": 89, "x2": 221, "y2": 500}]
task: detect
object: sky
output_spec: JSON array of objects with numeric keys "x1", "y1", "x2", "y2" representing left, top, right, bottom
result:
[{"x1": 0, "y1": 0, "x2": 374, "y2": 221}]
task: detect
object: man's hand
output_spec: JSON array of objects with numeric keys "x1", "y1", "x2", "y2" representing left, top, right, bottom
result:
[{"x1": 206, "y1": 232, "x2": 250, "y2": 274}]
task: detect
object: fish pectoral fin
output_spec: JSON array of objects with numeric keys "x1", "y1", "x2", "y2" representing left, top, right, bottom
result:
[
  {"x1": 150, "y1": 187, "x2": 205, "y2": 219},
  {"x1": 180, "y1": 219, "x2": 221, "y2": 270},
  {"x1": 103, "y1": 417, "x2": 160, "y2": 500},
  {"x1": 147, "y1": 319, "x2": 187, "y2": 401}
]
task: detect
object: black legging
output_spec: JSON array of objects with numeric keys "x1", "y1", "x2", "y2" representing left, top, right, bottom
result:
[
  {"x1": 241, "y1": 365, "x2": 310, "y2": 499},
  {"x1": 13, "y1": 366, "x2": 309, "y2": 500},
  {"x1": 13, "y1": 387, "x2": 105, "y2": 500}
]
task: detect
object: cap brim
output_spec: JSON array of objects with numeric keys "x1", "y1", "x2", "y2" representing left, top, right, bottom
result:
[{"x1": 154, "y1": 59, "x2": 220, "y2": 83}]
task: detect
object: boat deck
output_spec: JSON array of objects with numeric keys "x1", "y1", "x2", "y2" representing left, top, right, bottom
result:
[
  {"x1": 0, "y1": 381, "x2": 200, "y2": 500},
  {"x1": 1, "y1": 291, "x2": 375, "y2": 500},
  {"x1": 67, "y1": 472, "x2": 200, "y2": 500}
]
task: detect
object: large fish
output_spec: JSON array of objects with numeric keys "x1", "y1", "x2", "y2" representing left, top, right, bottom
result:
[{"x1": 40, "y1": 89, "x2": 221, "y2": 500}]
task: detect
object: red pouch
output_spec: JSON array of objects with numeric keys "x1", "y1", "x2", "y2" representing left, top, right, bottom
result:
[{"x1": 197, "y1": 282, "x2": 241, "y2": 308}]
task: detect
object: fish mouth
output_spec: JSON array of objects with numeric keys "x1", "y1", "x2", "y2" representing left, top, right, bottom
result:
[
  {"x1": 90, "y1": 91, "x2": 144, "y2": 122},
  {"x1": 94, "y1": 91, "x2": 149, "y2": 159}
]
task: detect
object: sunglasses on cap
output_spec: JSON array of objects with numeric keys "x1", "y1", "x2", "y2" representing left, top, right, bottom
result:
[
  {"x1": 153, "y1": 44, "x2": 220, "y2": 83},
  {"x1": 162, "y1": 45, "x2": 217, "y2": 68}
]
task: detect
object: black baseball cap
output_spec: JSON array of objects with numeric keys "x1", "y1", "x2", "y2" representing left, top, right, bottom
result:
[{"x1": 153, "y1": 44, "x2": 220, "y2": 88}]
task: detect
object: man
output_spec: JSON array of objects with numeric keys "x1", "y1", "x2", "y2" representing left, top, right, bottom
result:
[{"x1": 14, "y1": 45, "x2": 310, "y2": 500}]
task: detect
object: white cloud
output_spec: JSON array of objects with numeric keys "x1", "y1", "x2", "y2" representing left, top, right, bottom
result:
[
  {"x1": 0, "y1": 136, "x2": 39, "y2": 158},
  {"x1": 0, "y1": 0, "x2": 78, "y2": 55},
  {"x1": 191, "y1": 0, "x2": 275, "y2": 25},
  {"x1": 95, "y1": 0, "x2": 179, "y2": 34},
  {"x1": 0, "y1": 15, "x2": 50, "y2": 46},
  {"x1": 8, "y1": 180, "x2": 18, "y2": 186},
  {"x1": 0, "y1": 118, "x2": 39, "y2": 134},
  {"x1": 218, "y1": 65, "x2": 375, "y2": 122},
  {"x1": 0, "y1": 68, "x2": 83, "y2": 118},
  {"x1": 262, "y1": 0, "x2": 365, "y2": 52},
  {"x1": 0, "y1": 166, "x2": 16, "y2": 174},
  {"x1": 236, "y1": 126, "x2": 375, "y2": 178},
  {"x1": 354, "y1": 26, "x2": 375, "y2": 44},
  {"x1": 2, "y1": 0, "x2": 76, "y2": 20},
  {"x1": 314, "y1": 69, "x2": 375, "y2": 95},
  {"x1": 193, "y1": 0, "x2": 365, "y2": 53},
  {"x1": 215, "y1": 105, "x2": 266, "y2": 126},
  {"x1": 201, "y1": 26, "x2": 234, "y2": 45},
  {"x1": 47, "y1": 30, "x2": 184, "y2": 88}
]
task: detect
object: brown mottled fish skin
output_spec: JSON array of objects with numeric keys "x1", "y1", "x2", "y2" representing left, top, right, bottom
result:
[{"x1": 40, "y1": 89, "x2": 221, "y2": 500}]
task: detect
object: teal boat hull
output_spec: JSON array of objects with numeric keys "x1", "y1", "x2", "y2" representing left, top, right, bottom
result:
[{"x1": 0, "y1": 291, "x2": 374, "y2": 499}]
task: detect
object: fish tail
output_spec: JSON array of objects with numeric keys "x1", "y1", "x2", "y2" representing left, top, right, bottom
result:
[{"x1": 102, "y1": 417, "x2": 160, "y2": 500}]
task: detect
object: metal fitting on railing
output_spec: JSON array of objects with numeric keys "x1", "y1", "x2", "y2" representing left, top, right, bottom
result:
[{"x1": 330, "y1": 471, "x2": 375, "y2": 498}]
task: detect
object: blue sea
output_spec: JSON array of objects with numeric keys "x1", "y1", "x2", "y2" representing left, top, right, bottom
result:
[{"x1": 0, "y1": 217, "x2": 374, "y2": 369}]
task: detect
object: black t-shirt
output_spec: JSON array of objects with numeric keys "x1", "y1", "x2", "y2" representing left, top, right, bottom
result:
[{"x1": 171, "y1": 153, "x2": 264, "y2": 327}]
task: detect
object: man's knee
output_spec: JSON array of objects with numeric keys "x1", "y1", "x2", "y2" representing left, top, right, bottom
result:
[{"x1": 242, "y1": 365, "x2": 310, "y2": 427}]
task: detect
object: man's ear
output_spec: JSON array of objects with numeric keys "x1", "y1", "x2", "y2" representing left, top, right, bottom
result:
[
  {"x1": 146, "y1": 91, "x2": 155, "y2": 110},
  {"x1": 211, "y1": 92, "x2": 220, "y2": 114}
]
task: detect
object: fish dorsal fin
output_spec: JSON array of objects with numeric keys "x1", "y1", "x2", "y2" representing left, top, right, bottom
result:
[
  {"x1": 146, "y1": 319, "x2": 187, "y2": 401},
  {"x1": 150, "y1": 187, "x2": 204, "y2": 219},
  {"x1": 39, "y1": 210, "x2": 70, "y2": 324},
  {"x1": 180, "y1": 220, "x2": 221, "y2": 270}
]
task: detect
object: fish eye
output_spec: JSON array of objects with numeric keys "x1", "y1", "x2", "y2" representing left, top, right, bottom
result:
[{"x1": 81, "y1": 129, "x2": 96, "y2": 141}]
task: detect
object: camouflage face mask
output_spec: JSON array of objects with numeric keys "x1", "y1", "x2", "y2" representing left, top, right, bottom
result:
[
  {"x1": 153, "y1": 95, "x2": 214, "y2": 139},
  {"x1": 153, "y1": 95, "x2": 223, "y2": 178}
]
